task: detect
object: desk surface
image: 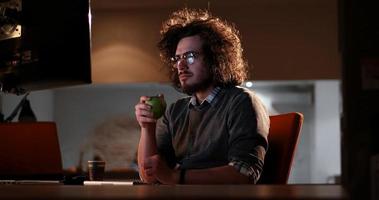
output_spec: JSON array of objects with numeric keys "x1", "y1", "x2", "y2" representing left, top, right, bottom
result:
[{"x1": 0, "y1": 184, "x2": 348, "y2": 200}]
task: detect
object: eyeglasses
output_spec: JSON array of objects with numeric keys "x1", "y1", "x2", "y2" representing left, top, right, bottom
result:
[{"x1": 170, "y1": 51, "x2": 201, "y2": 68}]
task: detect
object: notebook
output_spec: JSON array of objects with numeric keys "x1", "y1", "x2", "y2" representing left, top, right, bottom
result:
[{"x1": 0, "y1": 122, "x2": 63, "y2": 181}]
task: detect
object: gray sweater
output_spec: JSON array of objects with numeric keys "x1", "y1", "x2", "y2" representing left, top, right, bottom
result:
[{"x1": 156, "y1": 86, "x2": 270, "y2": 182}]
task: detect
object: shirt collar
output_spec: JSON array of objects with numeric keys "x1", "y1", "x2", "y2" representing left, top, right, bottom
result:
[{"x1": 189, "y1": 86, "x2": 221, "y2": 107}]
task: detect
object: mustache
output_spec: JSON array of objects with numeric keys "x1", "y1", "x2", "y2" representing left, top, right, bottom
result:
[{"x1": 178, "y1": 71, "x2": 192, "y2": 76}]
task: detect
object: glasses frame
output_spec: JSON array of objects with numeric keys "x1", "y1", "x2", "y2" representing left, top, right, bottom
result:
[{"x1": 170, "y1": 51, "x2": 202, "y2": 69}]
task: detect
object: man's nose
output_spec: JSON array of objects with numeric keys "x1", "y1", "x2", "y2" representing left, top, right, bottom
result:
[{"x1": 177, "y1": 58, "x2": 188, "y2": 70}]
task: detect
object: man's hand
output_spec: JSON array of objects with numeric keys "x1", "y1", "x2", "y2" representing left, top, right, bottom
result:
[
  {"x1": 143, "y1": 154, "x2": 179, "y2": 184},
  {"x1": 135, "y1": 96, "x2": 157, "y2": 128}
]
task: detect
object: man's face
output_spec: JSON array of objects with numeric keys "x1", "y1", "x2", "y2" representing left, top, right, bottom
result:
[{"x1": 173, "y1": 35, "x2": 212, "y2": 94}]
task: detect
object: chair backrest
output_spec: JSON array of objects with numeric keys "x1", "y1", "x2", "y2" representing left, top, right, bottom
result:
[
  {"x1": 258, "y1": 112, "x2": 303, "y2": 184},
  {"x1": 0, "y1": 122, "x2": 63, "y2": 180}
]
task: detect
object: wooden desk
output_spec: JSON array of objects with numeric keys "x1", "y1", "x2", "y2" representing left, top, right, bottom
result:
[{"x1": 0, "y1": 184, "x2": 348, "y2": 200}]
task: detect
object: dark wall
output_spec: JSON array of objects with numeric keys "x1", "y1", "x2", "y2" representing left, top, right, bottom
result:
[
  {"x1": 91, "y1": 0, "x2": 340, "y2": 83},
  {"x1": 340, "y1": 0, "x2": 379, "y2": 199}
]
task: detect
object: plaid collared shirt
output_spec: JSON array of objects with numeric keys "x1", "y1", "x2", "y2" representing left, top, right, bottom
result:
[
  {"x1": 228, "y1": 158, "x2": 262, "y2": 182},
  {"x1": 189, "y1": 86, "x2": 221, "y2": 107}
]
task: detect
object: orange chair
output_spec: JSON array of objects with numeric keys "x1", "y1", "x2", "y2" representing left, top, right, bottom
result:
[
  {"x1": 258, "y1": 112, "x2": 303, "y2": 184},
  {"x1": 0, "y1": 122, "x2": 63, "y2": 180}
]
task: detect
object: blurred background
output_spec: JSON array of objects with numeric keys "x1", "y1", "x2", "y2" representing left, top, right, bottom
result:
[
  {"x1": 0, "y1": 80, "x2": 341, "y2": 184},
  {"x1": 0, "y1": 0, "x2": 341, "y2": 184}
]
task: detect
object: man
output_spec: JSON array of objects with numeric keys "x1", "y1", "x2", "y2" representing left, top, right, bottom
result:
[{"x1": 135, "y1": 8, "x2": 269, "y2": 184}]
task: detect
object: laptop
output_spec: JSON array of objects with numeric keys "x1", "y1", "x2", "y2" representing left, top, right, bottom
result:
[{"x1": 0, "y1": 122, "x2": 63, "y2": 182}]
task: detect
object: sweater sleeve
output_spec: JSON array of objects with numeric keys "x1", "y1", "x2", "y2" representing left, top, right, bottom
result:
[
  {"x1": 155, "y1": 104, "x2": 177, "y2": 169},
  {"x1": 226, "y1": 90, "x2": 270, "y2": 183}
]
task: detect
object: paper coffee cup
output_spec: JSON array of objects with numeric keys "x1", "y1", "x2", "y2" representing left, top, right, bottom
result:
[{"x1": 88, "y1": 160, "x2": 105, "y2": 181}]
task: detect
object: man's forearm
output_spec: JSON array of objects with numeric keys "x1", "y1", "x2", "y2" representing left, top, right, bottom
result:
[
  {"x1": 183, "y1": 165, "x2": 252, "y2": 184},
  {"x1": 137, "y1": 126, "x2": 158, "y2": 182}
]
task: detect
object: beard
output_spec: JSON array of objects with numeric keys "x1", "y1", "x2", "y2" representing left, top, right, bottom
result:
[{"x1": 181, "y1": 74, "x2": 213, "y2": 95}]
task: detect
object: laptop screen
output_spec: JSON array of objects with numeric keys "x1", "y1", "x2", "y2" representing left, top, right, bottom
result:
[{"x1": 0, "y1": 122, "x2": 63, "y2": 180}]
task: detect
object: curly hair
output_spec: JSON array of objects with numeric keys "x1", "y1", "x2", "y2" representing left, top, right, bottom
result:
[{"x1": 157, "y1": 8, "x2": 248, "y2": 91}]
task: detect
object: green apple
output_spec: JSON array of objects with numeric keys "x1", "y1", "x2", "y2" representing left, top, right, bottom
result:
[{"x1": 146, "y1": 95, "x2": 166, "y2": 119}]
